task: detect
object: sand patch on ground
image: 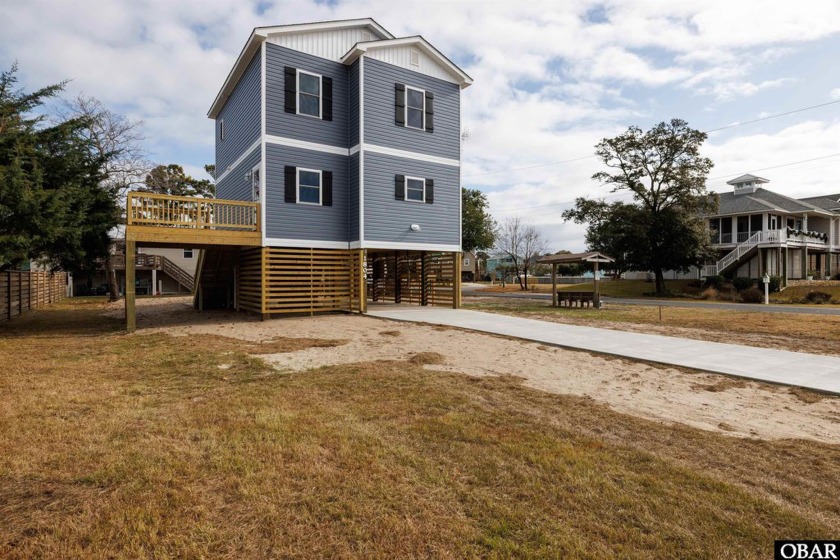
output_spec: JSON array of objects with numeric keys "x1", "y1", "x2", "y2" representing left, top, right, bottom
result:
[{"x1": 118, "y1": 296, "x2": 840, "y2": 444}]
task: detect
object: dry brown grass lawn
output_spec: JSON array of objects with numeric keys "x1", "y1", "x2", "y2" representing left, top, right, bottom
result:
[
  {"x1": 1, "y1": 299, "x2": 839, "y2": 558},
  {"x1": 466, "y1": 298, "x2": 840, "y2": 356}
]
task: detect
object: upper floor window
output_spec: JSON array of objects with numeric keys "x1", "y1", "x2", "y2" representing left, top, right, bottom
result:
[
  {"x1": 463, "y1": 257, "x2": 470, "y2": 267},
  {"x1": 406, "y1": 86, "x2": 425, "y2": 129},
  {"x1": 183, "y1": 249, "x2": 194, "y2": 259},
  {"x1": 219, "y1": 118, "x2": 225, "y2": 141},
  {"x1": 284, "y1": 66, "x2": 333, "y2": 121},
  {"x1": 395, "y1": 174, "x2": 434, "y2": 204},
  {"x1": 395, "y1": 83, "x2": 434, "y2": 132},
  {"x1": 284, "y1": 166, "x2": 333, "y2": 207},
  {"x1": 297, "y1": 70, "x2": 321, "y2": 118}
]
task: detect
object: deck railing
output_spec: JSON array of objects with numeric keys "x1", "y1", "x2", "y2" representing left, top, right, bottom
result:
[{"x1": 126, "y1": 192, "x2": 259, "y2": 232}]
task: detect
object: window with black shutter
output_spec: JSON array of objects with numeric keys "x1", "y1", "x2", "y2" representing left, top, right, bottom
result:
[
  {"x1": 284, "y1": 67, "x2": 297, "y2": 114},
  {"x1": 394, "y1": 174, "x2": 406, "y2": 200},
  {"x1": 285, "y1": 166, "x2": 297, "y2": 203},
  {"x1": 405, "y1": 86, "x2": 425, "y2": 129},
  {"x1": 395, "y1": 84, "x2": 405, "y2": 126},
  {"x1": 424, "y1": 91, "x2": 434, "y2": 132},
  {"x1": 322, "y1": 171, "x2": 333, "y2": 207}
]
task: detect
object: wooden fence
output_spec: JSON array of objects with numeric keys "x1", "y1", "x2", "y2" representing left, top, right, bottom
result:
[
  {"x1": 369, "y1": 251, "x2": 458, "y2": 307},
  {"x1": 0, "y1": 270, "x2": 68, "y2": 322}
]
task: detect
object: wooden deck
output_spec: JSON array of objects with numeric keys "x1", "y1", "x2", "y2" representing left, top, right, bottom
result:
[
  {"x1": 125, "y1": 192, "x2": 261, "y2": 247},
  {"x1": 124, "y1": 192, "x2": 261, "y2": 331}
]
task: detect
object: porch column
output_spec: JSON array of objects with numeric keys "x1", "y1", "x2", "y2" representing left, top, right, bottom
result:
[
  {"x1": 593, "y1": 261, "x2": 601, "y2": 309},
  {"x1": 551, "y1": 263, "x2": 557, "y2": 307},
  {"x1": 151, "y1": 268, "x2": 157, "y2": 296},
  {"x1": 125, "y1": 240, "x2": 136, "y2": 332},
  {"x1": 394, "y1": 252, "x2": 401, "y2": 304}
]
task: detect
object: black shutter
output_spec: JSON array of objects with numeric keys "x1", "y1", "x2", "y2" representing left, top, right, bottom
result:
[
  {"x1": 285, "y1": 166, "x2": 296, "y2": 203},
  {"x1": 395, "y1": 174, "x2": 406, "y2": 200},
  {"x1": 394, "y1": 83, "x2": 405, "y2": 126},
  {"x1": 424, "y1": 91, "x2": 434, "y2": 132},
  {"x1": 322, "y1": 171, "x2": 333, "y2": 206},
  {"x1": 425, "y1": 179, "x2": 434, "y2": 204},
  {"x1": 322, "y1": 76, "x2": 333, "y2": 121},
  {"x1": 284, "y1": 67, "x2": 296, "y2": 114}
]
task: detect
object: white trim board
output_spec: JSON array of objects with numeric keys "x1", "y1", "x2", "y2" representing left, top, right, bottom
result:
[
  {"x1": 265, "y1": 134, "x2": 348, "y2": 156},
  {"x1": 363, "y1": 143, "x2": 460, "y2": 168},
  {"x1": 260, "y1": 41, "x2": 267, "y2": 247},
  {"x1": 216, "y1": 139, "x2": 261, "y2": 184},
  {"x1": 264, "y1": 237, "x2": 350, "y2": 250},
  {"x1": 360, "y1": 241, "x2": 461, "y2": 252}
]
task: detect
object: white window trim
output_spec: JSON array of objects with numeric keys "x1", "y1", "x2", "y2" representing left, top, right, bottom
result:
[
  {"x1": 296, "y1": 69, "x2": 323, "y2": 119},
  {"x1": 219, "y1": 118, "x2": 225, "y2": 141},
  {"x1": 404, "y1": 85, "x2": 425, "y2": 130},
  {"x1": 297, "y1": 167, "x2": 323, "y2": 206},
  {"x1": 251, "y1": 163, "x2": 261, "y2": 202},
  {"x1": 404, "y1": 175, "x2": 426, "y2": 203}
]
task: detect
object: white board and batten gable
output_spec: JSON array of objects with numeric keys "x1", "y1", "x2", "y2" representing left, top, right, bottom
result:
[{"x1": 264, "y1": 19, "x2": 392, "y2": 63}]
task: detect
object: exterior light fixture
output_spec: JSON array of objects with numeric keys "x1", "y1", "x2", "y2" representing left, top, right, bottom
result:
[{"x1": 410, "y1": 224, "x2": 421, "y2": 232}]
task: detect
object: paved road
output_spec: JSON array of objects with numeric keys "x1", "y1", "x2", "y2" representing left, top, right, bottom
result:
[
  {"x1": 368, "y1": 306, "x2": 840, "y2": 394},
  {"x1": 464, "y1": 289, "x2": 840, "y2": 316}
]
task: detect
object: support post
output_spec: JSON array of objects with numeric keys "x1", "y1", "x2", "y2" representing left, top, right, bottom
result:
[
  {"x1": 359, "y1": 249, "x2": 367, "y2": 313},
  {"x1": 454, "y1": 252, "x2": 462, "y2": 309},
  {"x1": 551, "y1": 263, "x2": 557, "y2": 307},
  {"x1": 394, "y1": 251, "x2": 401, "y2": 304},
  {"x1": 151, "y1": 268, "x2": 157, "y2": 296},
  {"x1": 125, "y1": 239, "x2": 136, "y2": 332},
  {"x1": 420, "y1": 251, "x2": 428, "y2": 306},
  {"x1": 593, "y1": 261, "x2": 600, "y2": 309}
]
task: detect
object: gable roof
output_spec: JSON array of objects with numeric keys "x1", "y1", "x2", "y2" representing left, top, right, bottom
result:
[
  {"x1": 725, "y1": 174, "x2": 770, "y2": 186},
  {"x1": 799, "y1": 194, "x2": 840, "y2": 213},
  {"x1": 714, "y1": 188, "x2": 833, "y2": 216},
  {"x1": 538, "y1": 251, "x2": 615, "y2": 264},
  {"x1": 208, "y1": 18, "x2": 471, "y2": 118},
  {"x1": 340, "y1": 36, "x2": 473, "y2": 88},
  {"x1": 208, "y1": 18, "x2": 393, "y2": 118}
]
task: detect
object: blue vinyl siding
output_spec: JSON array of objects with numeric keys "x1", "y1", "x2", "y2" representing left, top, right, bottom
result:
[
  {"x1": 216, "y1": 145, "x2": 261, "y2": 202},
  {"x1": 363, "y1": 58, "x2": 460, "y2": 160},
  {"x1": 348, "y1": 153, "x2": 359, "y2": 242},
  {"x1": 363, "y1": 151, "x2": 460, "y2": 247},
  {"x1": 265, "y1": 143, "x2": 348, "y2": 243},
  {"x1": 347, "y1": 60, "x2": 360, "y2": 147},
  {"x1": 265, "y1": 44, "x2": 348, "y2": 148},
  {"x1": 215, "y1": 51, "x2": 261, "y2": 175}
]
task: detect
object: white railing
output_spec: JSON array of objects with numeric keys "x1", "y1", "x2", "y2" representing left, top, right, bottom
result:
[{"x1": 704, "y1": 228, "x2": 827, "y2": 276}]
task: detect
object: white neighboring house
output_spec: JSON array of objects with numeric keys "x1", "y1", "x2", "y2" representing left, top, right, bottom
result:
[
  {"x1": 626, "y1": 174, "x2": 840, "y2": 282},
  {"x1": 703, "y1": 174, "x2": 839, "y2": 281}
]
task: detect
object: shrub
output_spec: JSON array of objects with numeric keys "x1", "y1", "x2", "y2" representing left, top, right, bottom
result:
[
  {"x1": 699, "y1": 287, "x2": 719, "y2": 300},
  {"x1": 768, "y1": 275, "x2": 782, "y2": 293},
  {"x1": 732, "y1": 277, "x2": 755, "y2": 292},
  {"x1": 805, "y1": 290, "x2": 832, "y2": 304},
  {"x1": 739, "y1": 286, "x2": 764, "y2": 303},
  {"x1": 704, "y1": 275, "x2": 725, "y2": 290}
]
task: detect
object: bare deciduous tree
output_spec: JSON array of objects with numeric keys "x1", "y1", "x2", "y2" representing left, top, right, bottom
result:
[
  {"x1": 60, "y1": 95, "x2": 151, "y2": 300},
  {"x1": 494, "y1": 217, "x2": 550, "y2": 290}
]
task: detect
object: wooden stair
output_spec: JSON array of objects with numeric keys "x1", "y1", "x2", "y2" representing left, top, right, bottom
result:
[{"x1": 194, "y1": 247, "x2": 239, "y2": 310}]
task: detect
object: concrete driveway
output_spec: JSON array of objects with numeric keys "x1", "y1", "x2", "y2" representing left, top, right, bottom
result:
[{"x1": 368, "y1": 306, "x2": 840, "y2": 395}]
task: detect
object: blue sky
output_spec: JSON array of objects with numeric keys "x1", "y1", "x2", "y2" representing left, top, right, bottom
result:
[{"x1": 3, "y1": 0, "x2": 840, "y2": 251}]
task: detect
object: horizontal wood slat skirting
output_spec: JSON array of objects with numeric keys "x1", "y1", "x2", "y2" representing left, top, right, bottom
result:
[
  {"x1": 0, "y1": 270, "x2": 68, "y2": 322},
  {"x1": 236, "y1": 247, "x2": 366, "y2": 316},
  {"x1": 368, "y1": 251, "x2": 459, "y2": 308}
]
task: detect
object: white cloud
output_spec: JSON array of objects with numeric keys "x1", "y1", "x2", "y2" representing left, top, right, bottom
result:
[{"x1": 2, "y1": 0, "x2": 840, "y2": 251}]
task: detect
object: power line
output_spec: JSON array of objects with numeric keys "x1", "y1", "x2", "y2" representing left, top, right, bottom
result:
[
  {"x1": 465, "y1": 98, "x2": 840, "y2": 179},
  {"x1": 490, "y1": 151, "x2": 840, "y2": 215}
]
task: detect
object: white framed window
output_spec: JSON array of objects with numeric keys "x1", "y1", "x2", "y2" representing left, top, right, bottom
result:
[
  {"x1": 219, "y1": 118, "x2": 225, "y2": 141},
  {"x1": 405, "y1": 176, "x2": 425, "y2": 202},
  {"x1": 405, "y1": 86, "x2": 425, "y2": 130},
  {"x1": 251, "y1": 163, "x2": 261, "y2": 202},
  {"x1": 463, "y1": 257, "x2": 470, "y2": 267},
  {"x1": 297, "y1": 70, "x2": 322, "y2": 118},
  {"x1": 297, "y1": 168, "x2": 322, "y2": 205},
  {"x1": 183, "y1": 249, "x2": 194, "y2": 259}
]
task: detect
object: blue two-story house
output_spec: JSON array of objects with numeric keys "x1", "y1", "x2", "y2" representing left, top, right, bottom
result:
[{"x1": 202, "y1": 18, "x2": 472, "y2": 315}]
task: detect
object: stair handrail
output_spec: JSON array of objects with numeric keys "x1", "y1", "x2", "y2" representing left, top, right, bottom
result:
[
  {"x1": 714, "y1": 230, "x2": 762, "y2": 274},
  {"x1": 159, "y1": 255, "x2": 195, "y2": 291}
]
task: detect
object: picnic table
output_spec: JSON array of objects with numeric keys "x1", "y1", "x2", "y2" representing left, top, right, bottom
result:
[{"x1": 556, "y1": 291, "x2": 595, "y2": 308}]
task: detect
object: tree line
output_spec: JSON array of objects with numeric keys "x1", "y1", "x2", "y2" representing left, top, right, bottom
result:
[{"x1": 0, "y1": 65, "x2": 216, "y2": 299}]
